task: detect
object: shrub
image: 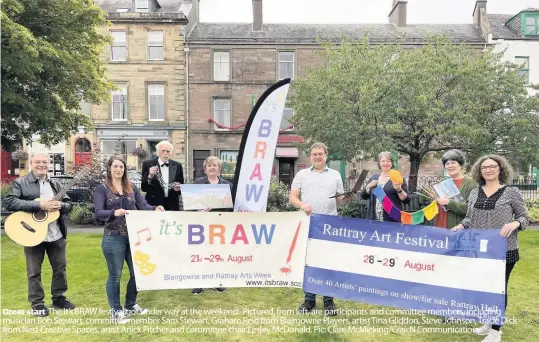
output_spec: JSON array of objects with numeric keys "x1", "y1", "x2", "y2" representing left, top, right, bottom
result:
[
  {"x1": 69, "y1": 204, "x2": 95, "y2": 225},
  {"x1": 525, "y1": 199, "x2": 539, "y2": 224},
  {"x1": 338, "y1": 198, "x2": 366, "y2": 218},
  {"x1": 529, "y1": 208, "x2": 539, "y2": 224},
  {"x1": 266, "y1": 177, "x2": 295, "y2": 212},
  {"x1": 1, "y1": 181, "x2": 11, "y2": 198}
]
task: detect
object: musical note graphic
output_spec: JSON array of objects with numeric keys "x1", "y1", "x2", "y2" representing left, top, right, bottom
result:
[{"x1": 135, "y1": 228, "x2": 152, "y2": 246}]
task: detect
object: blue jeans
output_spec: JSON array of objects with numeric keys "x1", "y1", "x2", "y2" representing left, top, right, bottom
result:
[
  {"x1": 304, "y1": 291, "x2": 333, "y2": 302},
  {"x1": 101, "y1": 235, "x2": 137, "y2": 311}
]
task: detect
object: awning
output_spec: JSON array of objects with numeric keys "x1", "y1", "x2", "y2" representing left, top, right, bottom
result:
[{"x1": 275, "y1": 147, "x2": 299, "y2": 158}]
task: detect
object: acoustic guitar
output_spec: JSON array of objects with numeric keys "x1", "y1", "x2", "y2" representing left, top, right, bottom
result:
[{"x1": 4, "y1": 168, "x2": 90, "y2": 247}]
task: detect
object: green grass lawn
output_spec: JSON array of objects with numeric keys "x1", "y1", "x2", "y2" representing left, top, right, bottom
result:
[{"x1": 1, "y1": 232, "x2": 538, "y2": 342}]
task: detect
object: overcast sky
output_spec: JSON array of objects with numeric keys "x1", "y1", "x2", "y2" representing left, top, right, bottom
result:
[{"x1": 199, "y1": 0, "x2": 538, "y2": 24}]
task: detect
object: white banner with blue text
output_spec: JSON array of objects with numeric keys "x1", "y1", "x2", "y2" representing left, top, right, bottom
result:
[
  {"x1": 303, "y1": 214, "x2": 507, "y2": 325},
  {"x1": 125, "y1": 211, "x2": 309, "y2": 290}
]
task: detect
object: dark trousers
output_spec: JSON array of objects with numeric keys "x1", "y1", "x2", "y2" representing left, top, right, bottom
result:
[
  {"x1": 101, "y1": 235, "x2": 137, "y2": 311},
  {"x1": 163, "y1": 195, "x2": 182, "y2": 211},
  {"x1": 492, "y1": 262, "x2": 516, "y2": 331},
  {"x1": 24, "y1": 238, "x2": 68, "y2": 308},
  {"x1": 304, "y1": 291, "x2": 333, "y2": 302}
]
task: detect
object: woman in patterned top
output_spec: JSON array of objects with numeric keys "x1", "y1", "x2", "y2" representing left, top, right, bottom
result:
[
  {"x1": 94, "y1": 156, "x2": 164, "y2": 324},
  {"x1": 361, "y1": 151, "x2": 410, "y2": 222},
  {"x1": 452, "y1": 155, "x2": 528, "y2": 342}
]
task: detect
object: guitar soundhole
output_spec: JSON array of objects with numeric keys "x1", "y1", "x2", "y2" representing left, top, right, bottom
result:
[{"x1": 33, "y1": 211, "x2": 48, "y2": 222}]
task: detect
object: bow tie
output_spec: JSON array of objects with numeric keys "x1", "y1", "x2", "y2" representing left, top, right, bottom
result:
[{"x1": 160, "y1": 163, "x2": 169, "y2": 167}]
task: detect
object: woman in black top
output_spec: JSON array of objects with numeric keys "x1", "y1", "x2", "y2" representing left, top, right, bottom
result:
[
  {"x1": 192, "y1": 156, "x2": 231, "y2": 295},
  {"x1": 452, "y1": 155, "x2": 528, "y2": 342},
  {"x1": 361, "y1": 151, "x2": 410, "y2": 222}
]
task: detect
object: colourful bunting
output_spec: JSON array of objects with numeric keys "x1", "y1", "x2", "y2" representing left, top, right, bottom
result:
[
  {"x1": 389, "y1": 206, "x2": 401, "y2": 222},
  {"x1": 401, "y1": 212, "x2": 413, "y2": 225},
  {"x1": 412, "y1": 211, "x2": 425, "y2": 225},
  {"x1": 382, "y1": 196, "x2": 393, "y2": 213},
  {"x1": 370, "y1": 185, "x2": 438, "y2": 225},
  {"x1": 372, "y1": 185, "x2": 387, "y2": 200},
  {"x1": 423, "y1": 201, "x2": 439, "y2": 221}
]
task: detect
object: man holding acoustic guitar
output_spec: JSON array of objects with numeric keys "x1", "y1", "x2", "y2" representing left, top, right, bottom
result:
[{"x1": 4, "y1": 153, "x2": 76, "y2": 317}]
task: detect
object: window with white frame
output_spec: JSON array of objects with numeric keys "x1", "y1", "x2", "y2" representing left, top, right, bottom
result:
[
  {"x1": 278, "y1": 51, "x2": 295, "y2": 80},
  {"x1": 102, "y1": 140, "x2": 136, "y2": 161},
  {"x1": 213, "y1": 51, "x2": 230, "y2": 81},
  {"x1": 148, "y1": 84, "x2": 165, "y2": 121},
  {"x1": 515, "y1": 57, "x2": 529, "y2": 83},
  {"x1": 280, "y1": 108, "x2": 294, "y2": 131},
  {"x1": 213, "y1": 98, "x2": 231, "y2": 131},
  {"x1": 135, "y1": 0, "x2": 149, "y2": 12},
  {"x1": 110, "y1": 31, "x2": 126, "y2": 61},
  {"x1": 148, "y1": 31, "x2": 164, "y2": 60},
  {"x1": 111, "y1": 85, "x2": 128, "y2": 121}
]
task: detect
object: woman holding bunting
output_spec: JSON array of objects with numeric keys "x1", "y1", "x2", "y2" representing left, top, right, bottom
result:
[
  {"x1": 94, "y1": 156, "x2": 165, "y2": 324},
  {"x1": 452, "y1": 155, "x2": 528, "y2": 342},
  {"x1": 434, "y1": 150, "x2": 477, "y2": 228},
  {"x1": 191, "y1": 156, "x2": 231, "y2": 295},
  {"x1": 361, "y1": 151, "x2": 410, "y2": 222}
]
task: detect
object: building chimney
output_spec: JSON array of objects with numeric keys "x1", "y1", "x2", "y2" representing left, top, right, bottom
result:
[
  {"x1": 473, "y1": 0, "x2": 487, "y2": 28},
  {"x1": 389, "y1": 0, "x2": 407, "y2": 27},
  {"x1": 252, "y1": 0, "x2": 263, "y2": 31}
]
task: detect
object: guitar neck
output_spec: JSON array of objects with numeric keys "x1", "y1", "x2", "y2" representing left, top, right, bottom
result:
[
  {"x1": 53, "y1": 178, "x2": 78, "y2": 201},
  {"x1": 52, "y1": 168, "x2": 89, "y2": 201}
]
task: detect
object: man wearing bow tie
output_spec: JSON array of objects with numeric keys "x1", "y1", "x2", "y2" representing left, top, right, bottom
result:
[{"x1": 141, "y1": 140, "x2": 184, "y2": 211}]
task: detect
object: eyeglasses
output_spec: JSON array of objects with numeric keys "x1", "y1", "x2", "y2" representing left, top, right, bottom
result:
[
  {"x1": 481, "y1": 165, "x2": 499, "y2": 171},
  {"x1": 311, "y1": 153, "x2": 326, "y2": 157}
]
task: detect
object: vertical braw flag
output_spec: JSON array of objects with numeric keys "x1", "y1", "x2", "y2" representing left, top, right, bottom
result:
[{"x1": 232, "y1": 78, "x2": 291, "y2": 212}]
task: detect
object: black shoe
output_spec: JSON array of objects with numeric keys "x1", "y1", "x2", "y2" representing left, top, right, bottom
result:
[
  {"x1": 298, "y1": 300, "x2": 316, "y2": 314},
  {"x1": 215, "y1": 288, "x2": 226, "y2": 293},
  {"x1": 32, "y1": 305, "x2": 49, "y2": 317},
  {"x1": 192, "y1": 288, "x2": 203, "y2": 295},
  {"x1": 324, "y1": 299, "x2": 337, "y2": 316},
  {"x1": 52, "y1": 297, "x2": 76, "y2": 310}
]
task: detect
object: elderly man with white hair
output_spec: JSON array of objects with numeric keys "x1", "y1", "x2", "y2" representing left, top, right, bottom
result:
[{"x1": 141, "y1": 140, "x2": 184, "y2": 211}]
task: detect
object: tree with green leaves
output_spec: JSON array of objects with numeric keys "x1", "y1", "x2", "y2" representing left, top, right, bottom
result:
[
  {"x1": 1, "y1": 0, "x2": 115, "y2": 146},
  {"x1": 290, "y1": 37, "x2": 539, "y2": 191}
]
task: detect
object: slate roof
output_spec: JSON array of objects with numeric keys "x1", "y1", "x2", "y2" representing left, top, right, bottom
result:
[
  {"x1": 487, "y1": 11, "x2": 539, "y2": 40},
  {"x1": 187, "y1": 22, "x2": 485, "y2": 44}
]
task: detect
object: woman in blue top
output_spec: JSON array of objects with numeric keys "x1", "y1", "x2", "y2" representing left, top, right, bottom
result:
[{"x1": 94, "y1": 156, "x2": 164, "y2": 324}]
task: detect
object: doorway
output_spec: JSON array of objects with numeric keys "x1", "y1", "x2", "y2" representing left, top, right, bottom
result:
[{"x1": 278, "y1": 159, "x2": 295, "y2": 188}]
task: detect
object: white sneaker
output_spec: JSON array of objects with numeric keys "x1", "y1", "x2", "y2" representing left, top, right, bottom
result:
[
  {"x1": 481, "y1": 330, "x2": 502, "y2": 342},
  {"x1": 474, "y1": 324, "x2": 492, "y2": 335},
  {"x1": 126, "y1": 304, "x2": 148, "y2": 316},
  {"x1": 111, "y1": 310, "x2": 130, "y2": 324}
]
